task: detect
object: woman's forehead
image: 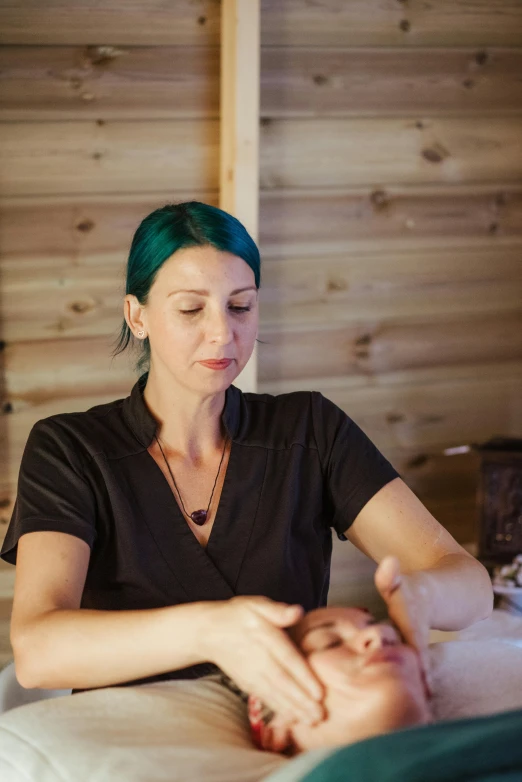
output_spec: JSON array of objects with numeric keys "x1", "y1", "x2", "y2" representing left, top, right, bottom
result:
[
  {"x1": 296, "y1": 607, "x2": 373, "y2": 640},
  {"x1": 153, "y1": 247, "x2": 256, "y2": 293}
]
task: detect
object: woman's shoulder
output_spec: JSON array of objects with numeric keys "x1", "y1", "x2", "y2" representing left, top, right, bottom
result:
[
  {"x1": 241, "y1": 387, "x2": 342, "y2": 423},
  {"x1": 25, "y1": 393, "x2": 137, "y2": 462},
  {"x1": 236, "y1": 387, "x2": 340, "y2": 450}
]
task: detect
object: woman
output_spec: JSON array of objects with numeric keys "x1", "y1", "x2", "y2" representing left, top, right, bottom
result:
[{"x1": 1, "y1": 201, "x2": 492, "y2": 728}]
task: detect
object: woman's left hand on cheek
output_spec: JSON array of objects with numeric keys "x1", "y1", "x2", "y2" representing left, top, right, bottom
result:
[{"x1": 374, "y1": 555, "x2": 433, "y2": 698}]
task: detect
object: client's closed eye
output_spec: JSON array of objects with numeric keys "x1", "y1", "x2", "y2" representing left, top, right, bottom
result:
[
  {"x1": 301, "y1": 628, "x2": 344, "y2": 654},
  {"x1": 321, "y1": 638, "x2": 344, "y2": 651}
]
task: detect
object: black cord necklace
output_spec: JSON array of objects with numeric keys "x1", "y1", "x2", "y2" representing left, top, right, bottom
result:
[{"x1": 154, "y1": 432, "x2": 229, "y2": 526}]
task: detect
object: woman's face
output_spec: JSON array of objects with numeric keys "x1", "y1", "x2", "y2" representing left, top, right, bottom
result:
[
  {"x1": 128, "y1": 245, "x2": 259, "y2": 393},
  {"x1": 288, "y1": 607, "x2": 431, "y2": 751}
]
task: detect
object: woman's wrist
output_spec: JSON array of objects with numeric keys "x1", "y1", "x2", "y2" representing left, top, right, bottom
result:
[
  {"x1": 191, "y1": 600, "x2": 226, "y2": 664},
  {"x1": 402, "y1": 571, "x2": 434, "y2": 627},
  {"x1": 163, "y1": 600, "x2": 225, "y2": 667}
]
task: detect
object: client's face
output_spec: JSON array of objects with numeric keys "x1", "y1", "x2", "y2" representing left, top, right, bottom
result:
[{"x1": 281, "y1": 607, "x2": 431, "y2": 752}]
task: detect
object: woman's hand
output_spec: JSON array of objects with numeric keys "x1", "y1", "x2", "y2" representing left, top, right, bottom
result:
[
  {"x1": 374, "y1": 555, "x2": 433, "y2": 697},
  {"x1": 204, "y1": 595, "x2": 325, "y2": 725}
]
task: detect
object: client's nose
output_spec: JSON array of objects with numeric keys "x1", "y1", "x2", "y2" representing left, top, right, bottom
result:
[{"x1": 354, "y1": 625, "x2": 394, "y2": 653}]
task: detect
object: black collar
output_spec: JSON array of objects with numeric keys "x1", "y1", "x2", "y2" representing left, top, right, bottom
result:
[{"x1": 122, "y1": 371, "x2": 242, "y2": 448}]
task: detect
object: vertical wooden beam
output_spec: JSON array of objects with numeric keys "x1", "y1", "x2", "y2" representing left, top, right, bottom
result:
[{"x1": 220, "y1": 0, "x2": 260, "y2": 392}]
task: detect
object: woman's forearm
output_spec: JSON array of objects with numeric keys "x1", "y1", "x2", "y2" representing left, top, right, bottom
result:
[
  {"x1": 408, "y1": 553, "x2": 493, "y2": 631},
  {"x1": 14, "y1": 601, "x2": 216, "y2": 690}
]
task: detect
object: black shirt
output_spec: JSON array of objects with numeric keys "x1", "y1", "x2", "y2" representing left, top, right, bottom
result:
[{"x1": 0, "y1": 371, "x2": 399, "y2": 688}]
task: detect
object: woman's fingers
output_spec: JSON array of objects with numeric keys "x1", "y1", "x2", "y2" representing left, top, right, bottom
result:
[
  {"x1": 207, "y1": 596, "x2": 326, "y2": 724},
  {"x1": 251, "y1": 599, "x2": 304, "y2": 628},
  {"x1": 267, "y1": 640, "x2": 323, "y2": 711},
  {"x1": 263, "y1": 659, "x2": 324, "y2": 724}
]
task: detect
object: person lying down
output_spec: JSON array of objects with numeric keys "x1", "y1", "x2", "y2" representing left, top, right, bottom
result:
[{"x1": 220, "y1": 604, "x2": 432, "y2": 756}]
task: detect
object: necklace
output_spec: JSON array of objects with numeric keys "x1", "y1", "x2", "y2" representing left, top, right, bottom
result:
[{"x1": 154, "y1": 433, "x2": 229, "y2": 526}]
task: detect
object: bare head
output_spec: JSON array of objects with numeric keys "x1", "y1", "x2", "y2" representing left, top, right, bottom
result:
[{"x1": 249, "y1": 606, "x2": 432, "y2": 754}]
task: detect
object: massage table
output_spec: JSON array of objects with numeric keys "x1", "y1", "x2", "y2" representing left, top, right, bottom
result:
[{"x1": 1, "y1": 611, "x2": 522, "y2": 782}]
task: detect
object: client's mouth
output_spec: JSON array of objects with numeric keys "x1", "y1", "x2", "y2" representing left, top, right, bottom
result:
[{"x1": 363, "y1": 647, "x2": 404, "y2": 667}]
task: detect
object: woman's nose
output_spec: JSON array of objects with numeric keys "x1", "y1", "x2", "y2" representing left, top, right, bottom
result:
[
  {"x1": 208, "y1": 311, "x2": 234, "y2": 344},
  {"x1": 353, "y1": 625, "x2": 393, "y2": 653}
]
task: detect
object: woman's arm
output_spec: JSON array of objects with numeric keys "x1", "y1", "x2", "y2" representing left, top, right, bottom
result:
[
  {"x1": 11, "y1": 531, "x2": 215, "y2": 690},
  {"x1": 344, "y1": 477, "x2": 493, "y2": 631},
  {"x1": 12, "y1": 531, "x2": 324, "y2": 727}
]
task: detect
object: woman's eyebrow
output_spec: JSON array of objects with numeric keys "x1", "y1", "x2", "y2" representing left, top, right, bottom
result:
[{"x1": 167, "y1": 286, "x2": 257, "y2": 297}]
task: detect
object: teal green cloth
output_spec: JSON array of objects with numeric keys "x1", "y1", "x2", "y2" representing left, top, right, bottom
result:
[{"x1": 301, "y1": 707, "x2": 522, "y2": 782}]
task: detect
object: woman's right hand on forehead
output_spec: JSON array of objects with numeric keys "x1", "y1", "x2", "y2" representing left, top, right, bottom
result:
[{"x1": 203, "y1": 596, "x2": 325, "y2": 725}]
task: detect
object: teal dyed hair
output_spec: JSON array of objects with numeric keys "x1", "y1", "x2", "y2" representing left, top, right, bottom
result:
[{"x1": 111, "y1": 201, "x2": 261, "y2": 375}]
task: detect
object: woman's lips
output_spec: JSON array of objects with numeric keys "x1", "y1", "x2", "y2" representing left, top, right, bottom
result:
[
  {"x1": 363, "y1": 647, "x2": 404, "y2": 667},
  {"x1": 199, "y1": 359, "x2": 233, "y2": 370}
]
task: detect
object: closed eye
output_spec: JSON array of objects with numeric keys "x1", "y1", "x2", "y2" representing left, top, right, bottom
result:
[
  {"x1": 321, "y1": 638, "x2": 344, "y2": 651},
  {"x1": 180, "y1": 306, "x2": 251, "y2": 315}
]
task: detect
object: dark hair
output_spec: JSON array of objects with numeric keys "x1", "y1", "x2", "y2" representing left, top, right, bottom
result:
[{"x1": 111, "y1": 201, "x2": 261, "y2": 375}]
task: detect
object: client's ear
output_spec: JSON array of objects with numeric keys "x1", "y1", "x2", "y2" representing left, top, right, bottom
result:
[{"x1": 248, "y1": 695, "x2": 294, "y2": 754}]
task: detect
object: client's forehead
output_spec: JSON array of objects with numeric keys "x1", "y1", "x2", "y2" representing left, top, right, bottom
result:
[{"x1": 294, "y1": 607, "x2": 372, "y2": 643}]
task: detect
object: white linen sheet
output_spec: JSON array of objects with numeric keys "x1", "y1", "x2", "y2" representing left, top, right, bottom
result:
[{"x1": 2, "y1": 637, "x2": 522, "y2": 782}]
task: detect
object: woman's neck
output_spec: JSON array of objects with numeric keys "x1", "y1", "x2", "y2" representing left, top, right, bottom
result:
[{"x1": 142, "y1": 369, "x2": 227, "y2": 463}]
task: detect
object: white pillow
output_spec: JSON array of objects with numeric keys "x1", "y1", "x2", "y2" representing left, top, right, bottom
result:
[
  {"x1": 2, "y1": 641, "x2": 522, "y2": 782},
  {"x1": 0, "y1": 674, "x2": 288, "y2": 782},
  {"x1": 429, "y1": 639, "x2": 522, "y2": 722}
]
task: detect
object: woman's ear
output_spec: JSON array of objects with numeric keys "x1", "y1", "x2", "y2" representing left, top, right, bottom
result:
[{"x1": 124, "y1": 294, "x2": 147, "y2": 337}]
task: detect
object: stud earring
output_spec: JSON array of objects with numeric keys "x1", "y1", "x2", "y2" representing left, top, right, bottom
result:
[{"x1": 137, "y1": 330, "x2": 145, "y2": 338}]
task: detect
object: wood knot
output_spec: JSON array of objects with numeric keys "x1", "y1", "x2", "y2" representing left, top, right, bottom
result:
[
  {"x1": 76, "y1": 218, "x2": 95, "y2": 233},
  {"x1": 69, "y1": 300, "x2": 95, "y2": 314},
  {"x1": 407, "y1": 454, "x2": 429, "y2": 469},
  {"x1": 197, "y1": 15, "x2": 207, "y2": 25},
  {"x1": 92, "y1": 151, "x2": 103, "y2": 160},
  {"x1": 494, "y1": 192, "x2": 507, "y2": 208},
  {"x1": 370, "y1": 189, "x2": 390, "y2": 211},
  {"x1": 355, "y1": 334, "x2": 372, "y2": 347},
  {"x1": 463, "y1": 78, "x2": 475, "y2": 89},
  {"x1": 418, "y1": 414, "x2": 443, "y2": 424},
  {"x1": 422, "y1": 143, "x2": 450, "y2": 164},
  {"x1": 313, "y1": 74, "x2": 329, "y2": 86},
  {"x1": 399, "y1": 19, "x2": 411, "y2": 32},
  {"x1": 489, "y1": 221, "x2": 499, "y2": 235},
  {"x1": 260, "y1": 117, "x2": 272, "y2": 127},
  {"x1": 326, "y1": 277, "x2": 348, "y2": 292},
  {"x1": 84, "y1": 45, "x2": 126, "y2": 67},
  {"x1": 415, "y1": 120, "x2": 424, "y2": 130},
  {"x1": 386, "y1": 412, "x2": 405, "y2": 424},
  {"x1": 354, "y1": 334, "x2": 372, "y2": 359},
  {"x1": 475, "y1": 50, "x2": 489, "y2": 67},
  {"x1": 96, "y1": 119, "x2": 105, "y2": 126}
]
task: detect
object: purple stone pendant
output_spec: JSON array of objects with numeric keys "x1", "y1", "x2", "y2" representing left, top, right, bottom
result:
[{"x1": 190, "y1": 509, "x2": 208, "y2": 526}]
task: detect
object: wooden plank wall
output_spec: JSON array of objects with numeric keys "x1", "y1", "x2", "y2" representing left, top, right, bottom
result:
[
  {"x1": 0, "y1": 0, "x2": 223, "y2": 667},
  {"x1": 255, "y1": 0, "x2": 522, "y2": 607},
  {"x1": 0, "y1": 1, "x2": 521, "y2": 655}
]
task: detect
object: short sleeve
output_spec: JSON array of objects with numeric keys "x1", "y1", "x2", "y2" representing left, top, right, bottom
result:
[
  {"x1": 0, "y1": 417, "x2": 97, "y2": 565},
  {"x1": 311, "y1": 391, "x2": 400, "y2": 540}
]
